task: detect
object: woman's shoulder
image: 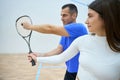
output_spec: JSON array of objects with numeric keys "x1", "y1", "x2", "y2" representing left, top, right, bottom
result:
[
  {"x1": 78, "y1": 34, "x2": 93, "y2": 39},
  {"x1": 74, "y1": 34, "x2": 90, "y2": 42},
  {"x1": 72, "y1": 34, "x2": 96, "y2": 48},
  {"x1": 75, "y1": 34, "x2": 95, "y2": 42}
]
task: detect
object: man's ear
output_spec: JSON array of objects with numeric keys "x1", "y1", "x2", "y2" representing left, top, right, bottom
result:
[{"x1": 72, "y1": 13, "x2": 77, "y2": 19}]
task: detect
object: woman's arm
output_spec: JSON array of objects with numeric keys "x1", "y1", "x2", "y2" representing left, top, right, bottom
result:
[{"x1": 36, "y1": 38, "x2": 79, "y2": 64}]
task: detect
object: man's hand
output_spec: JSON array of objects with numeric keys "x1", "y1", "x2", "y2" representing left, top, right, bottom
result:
[{"x1": 22, "y1": 22, "x2": 32, "y2": 30}]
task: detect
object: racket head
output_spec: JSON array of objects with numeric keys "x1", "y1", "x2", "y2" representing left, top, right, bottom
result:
[{"x1": 16, "y1": 15, "x2": 32, "y2": 37}]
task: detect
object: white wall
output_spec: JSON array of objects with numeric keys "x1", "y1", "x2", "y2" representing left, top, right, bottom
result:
[{"x1": 0, "y1": 0, "x2": 93, "y2": 54}]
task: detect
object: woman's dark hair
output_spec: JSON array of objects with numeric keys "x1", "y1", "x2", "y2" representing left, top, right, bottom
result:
[
  {"x1": 89, "y1": 0, "x2": 120, "y2": 52},
  {"x1": 62, "y1": 3, "x2": 78, "y2": 17}
]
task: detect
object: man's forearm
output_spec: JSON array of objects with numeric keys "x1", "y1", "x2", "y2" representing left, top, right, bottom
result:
[
  {"x1": 42, "y1": 45, "x2": 63, "y2": 57},
  {"x1": 31, "y1": 24, "x2": 56, "y2": 34},
  {"x1": 23, "y1": 22, "x2": 69, "y2": 36}
]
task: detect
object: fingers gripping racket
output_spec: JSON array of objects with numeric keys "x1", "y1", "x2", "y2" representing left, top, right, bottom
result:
[{"x1": 16, "y1": 15, "x2": 36, "y2": 66}]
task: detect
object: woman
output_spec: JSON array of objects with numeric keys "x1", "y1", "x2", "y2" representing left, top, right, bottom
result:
[{"x1": 28, "y1": 0, "x2": 120, "y2": 80}]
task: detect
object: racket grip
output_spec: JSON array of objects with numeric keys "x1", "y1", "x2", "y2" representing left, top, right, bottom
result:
[
  {"x1": 29, "y1": 51, "x2": 36, "y2": 66},
  {"x1": 31, "y1": 59, "x2": 36, "y2": 66}
]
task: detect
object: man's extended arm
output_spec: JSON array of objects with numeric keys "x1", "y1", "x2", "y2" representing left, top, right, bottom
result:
[{"x1": 22, "y1": 22, "x2": 69, "y2": 36}]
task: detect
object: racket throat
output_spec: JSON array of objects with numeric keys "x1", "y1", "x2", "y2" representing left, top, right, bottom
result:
[
  {"x1": 29, "y1": 49, "x2": 32, "y2": 53},
  {"x1": 22, "y1": 37, "x2": 32, "y2": 53},
  {"x1": 27, "y1": 42, "x2": 32, "y2": 53}
]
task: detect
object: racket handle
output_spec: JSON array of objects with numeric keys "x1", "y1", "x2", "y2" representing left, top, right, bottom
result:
[
  {"x1": 29, "y1": 51, "x2": 36, "y2": 66},
  {"x1": 31, "y1": 59, "x2": 36, "y2": 66}
]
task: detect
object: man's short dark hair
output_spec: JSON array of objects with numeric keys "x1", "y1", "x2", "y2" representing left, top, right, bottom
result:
[{"x1": 62, "y1": 3, "x2": 78, "y2": 16}]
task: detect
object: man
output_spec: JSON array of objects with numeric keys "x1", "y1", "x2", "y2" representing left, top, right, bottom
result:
[{"x1": 23, "y1": 4, "x2": 88, "y2": 80}]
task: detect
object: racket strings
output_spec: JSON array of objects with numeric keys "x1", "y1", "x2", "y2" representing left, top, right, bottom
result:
[{"x1": 16, "y1": 16, "x2": 32, "y2": 37}]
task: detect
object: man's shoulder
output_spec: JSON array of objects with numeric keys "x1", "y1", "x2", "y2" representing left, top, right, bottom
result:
[
  {"x1": 67, "y1": 22, "x2": 84, "y2": 26},
  {"x1": 65, "y1": 22, "x2": 85, "y2": 28}
]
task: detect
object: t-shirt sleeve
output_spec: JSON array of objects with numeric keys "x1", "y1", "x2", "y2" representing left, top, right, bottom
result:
[{"x1": 64, "y1": 23, "x2": 88, "y2": 37}]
